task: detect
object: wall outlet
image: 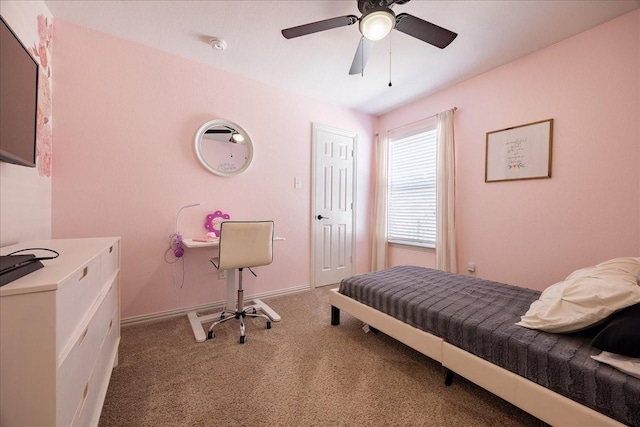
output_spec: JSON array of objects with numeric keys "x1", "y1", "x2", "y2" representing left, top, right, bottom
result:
[
  {"x1": 467, "y1": 262, "x2": 476, "y2": 273},
  {"x1": 218, "y1": 270, "x2": 227, "y2": 279}
]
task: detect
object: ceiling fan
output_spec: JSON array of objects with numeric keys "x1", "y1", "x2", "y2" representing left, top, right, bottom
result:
[
  {"x1": 204, "y1": 127, "x2": 245, "y2": 143},
  {"x1": 281, "y1": 0, "x2": 457, "y2": 75}
]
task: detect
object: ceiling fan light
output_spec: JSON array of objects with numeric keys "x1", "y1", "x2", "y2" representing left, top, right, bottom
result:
[
  {"x1": 359, "y1": 10, "x2": 395, "y2": 41},
  {"x1": 231, "y1": 132, "x2": 244, "y2": 143}
]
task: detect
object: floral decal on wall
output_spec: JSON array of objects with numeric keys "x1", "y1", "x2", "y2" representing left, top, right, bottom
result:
[{"x1": 30, "y1": 15, "x2": 53, "y2": 177}]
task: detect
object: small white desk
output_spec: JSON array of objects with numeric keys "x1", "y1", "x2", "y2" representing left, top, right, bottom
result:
[{"x1": 182, "y1": 236, "x2": 284, "y2": 342}]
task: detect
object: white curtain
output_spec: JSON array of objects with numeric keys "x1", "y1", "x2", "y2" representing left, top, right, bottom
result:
[
  {"x1": 436, "y1": 109, "x2": 457, "y2": 273},
  {"x1": 371, "y1": 132, "x2": 388, "y2": 271}
]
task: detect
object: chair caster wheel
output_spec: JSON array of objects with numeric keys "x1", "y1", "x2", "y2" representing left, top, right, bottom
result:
[
  {"x1": 207, "y1": 331, "x2": 214, "y2": 340},
  {"x1": 240, "y1": 336, "x2": 246, "y2": 344},
  {"x1": 266, "y1": 321, "x2": 272, "y2": 330}
]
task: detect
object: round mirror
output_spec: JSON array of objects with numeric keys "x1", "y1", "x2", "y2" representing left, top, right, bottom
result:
[{"x1": 194, "y1": 119, "x2": 253, "y2": 177}]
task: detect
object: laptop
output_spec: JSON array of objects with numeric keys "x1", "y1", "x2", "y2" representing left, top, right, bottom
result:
[{"x1": 0, "y1": 254, "x2": 44, "y2": 286}]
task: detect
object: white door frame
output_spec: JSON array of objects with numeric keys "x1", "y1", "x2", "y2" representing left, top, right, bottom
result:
[{"x1": 311, "y1": 123, "x2": 358, "y2": 289}]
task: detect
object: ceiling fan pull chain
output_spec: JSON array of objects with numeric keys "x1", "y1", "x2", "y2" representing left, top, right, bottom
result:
[
  {"x1": 361, "y1": 37, "x2": 365, "y2": 77},
  {"x1": 388, "y1": 30, "x2": 393, "y2": 87}
]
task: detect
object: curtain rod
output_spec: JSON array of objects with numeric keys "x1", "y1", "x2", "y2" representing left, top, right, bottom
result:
[{"x1": 379, "y1": 107, "x2": 457, "y2": 135}]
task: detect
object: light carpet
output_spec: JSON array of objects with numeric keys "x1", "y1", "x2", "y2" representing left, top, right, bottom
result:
[{"x1": 99, "y1": 287, "x2": 548, "y2": 426}]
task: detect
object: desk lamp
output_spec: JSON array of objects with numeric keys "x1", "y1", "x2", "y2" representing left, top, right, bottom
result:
[{"x1": 174, "y1": 202, "x2": 202, "y2": 257}]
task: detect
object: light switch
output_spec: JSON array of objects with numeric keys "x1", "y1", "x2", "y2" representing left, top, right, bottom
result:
[{"x1": 294, "y1": 177, "x2": 301, "y2": 189}]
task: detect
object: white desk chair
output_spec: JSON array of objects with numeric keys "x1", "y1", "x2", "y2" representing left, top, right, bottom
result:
[{"x1": 207, "y1": 220, "x2": 274, "y2": 344}]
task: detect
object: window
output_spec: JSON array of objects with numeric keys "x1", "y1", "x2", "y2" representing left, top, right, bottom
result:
[{"x1": 387, "y1": 127, "x2": 437, "y2": 248}]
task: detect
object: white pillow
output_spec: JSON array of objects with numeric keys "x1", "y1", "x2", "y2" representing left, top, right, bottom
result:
[
  {"x1": 579, "y1": 257, "x2": 640, "y2": 281},
  {"x1": 516, "y1": 257, "x2": 640, "y2": 333},
  {"x1": 591, "y1": 351, "x2": 640, "y2": 379}
]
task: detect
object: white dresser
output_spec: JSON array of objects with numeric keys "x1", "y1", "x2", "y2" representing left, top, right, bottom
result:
[{"x1": 0, "y1": 237, "x2": 121, "y2": 427}]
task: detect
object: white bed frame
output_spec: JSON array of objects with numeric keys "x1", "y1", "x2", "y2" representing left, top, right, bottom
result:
[{"x1": 329, "y1": 288, "x2": 624, "y2": 427}]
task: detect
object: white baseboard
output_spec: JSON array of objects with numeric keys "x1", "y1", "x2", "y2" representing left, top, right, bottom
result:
[{"x1": 121, "y1": 284, "x2": 311, "y2": 326}]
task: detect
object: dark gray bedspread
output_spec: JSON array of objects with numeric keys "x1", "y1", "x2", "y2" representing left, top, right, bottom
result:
[{"x1": 338, "y1": 265, "x2": 640, "y2": 426}]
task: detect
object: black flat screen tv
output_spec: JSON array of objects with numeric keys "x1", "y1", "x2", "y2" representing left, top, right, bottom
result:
[{"x1": 0, "y1": 15, "x2": 39, "y2": 168}]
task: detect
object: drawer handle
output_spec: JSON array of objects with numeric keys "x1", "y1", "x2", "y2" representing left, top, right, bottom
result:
[
  {"x1": 79, "y1": 266, "x2": 88, "y2": 282},
  {"x1": 109, "y1": 245, "x2": 114, "y2": 254},
  {"x1": 78, "y1": 327, "x2": 89, "y2": 347},
  {"x1": 108, "y1": 319, "x2": 113, "y2": 333},
  {"x1": 75, "y1": 383, "x2": 89, "y2": 417}
]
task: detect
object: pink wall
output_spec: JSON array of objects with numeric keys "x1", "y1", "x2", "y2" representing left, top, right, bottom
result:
[
  {"x1": 379, "y1": 10, "x2": 640, "y2": 290},
  {"x1": 51, "y1": 21, "x2": 375, "y2": 319},
  {"x1": 387, "y1": 244, "x2": 435, "y2": 268},
  {"x1": 49, "y1": 10, "x2": 640, "y2": 317}
]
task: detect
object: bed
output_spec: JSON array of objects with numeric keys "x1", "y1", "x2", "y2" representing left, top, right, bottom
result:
[{"x1": 329, "y1": 265, "x2": 640, "y2": 427}]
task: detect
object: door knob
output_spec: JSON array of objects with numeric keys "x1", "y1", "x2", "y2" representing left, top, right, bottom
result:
[{"x1": 317, "y1": 215, "x2": 330, "y2": 220}]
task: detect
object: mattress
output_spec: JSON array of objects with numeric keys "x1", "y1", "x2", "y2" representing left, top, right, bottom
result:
[{"x1": 338, "y1": 265, "x2": 640, "y2": 427}]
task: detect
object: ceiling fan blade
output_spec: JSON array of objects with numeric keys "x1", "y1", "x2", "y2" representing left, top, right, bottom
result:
[
  {"x1": 349, "y1": 37, "x2": 375, "y2": 75},
  {"x1": 394, "y1": 13, "x2": 457, "y2": 49},
  {"x1": 282, "y1": 15, "x2": 358, "y2": 39}
]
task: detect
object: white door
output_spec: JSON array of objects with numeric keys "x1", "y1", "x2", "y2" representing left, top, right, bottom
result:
[{"x1": 312, "y1": 123, "x2": 356, "y2": 287}]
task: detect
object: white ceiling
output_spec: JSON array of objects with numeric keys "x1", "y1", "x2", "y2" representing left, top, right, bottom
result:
[{"x1": 44, "y1": 0, "x2": 640, "y2": 116}]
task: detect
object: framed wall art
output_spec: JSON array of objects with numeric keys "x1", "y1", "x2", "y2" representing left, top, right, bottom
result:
[{"x1": 485, "y1": 119, "x2": 553, "y2": 182}]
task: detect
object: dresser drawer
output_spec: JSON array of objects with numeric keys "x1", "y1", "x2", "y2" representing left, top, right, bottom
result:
[
  {"x1": 97, "y1": 280, "x2": 118, "y2": 348},
  {"x1": 56, "y1": 255, "x2": 102, "y2": 353},
  {"x1": 71, "y1": 357, "x2": 102, "y2": 427},
  {"x1": 57, "y1": 317, "x2": 101, "y2": 427},
  {"x1": 100, "y1": 308, "x2": 119, "y2": 374},
  {"x1": 101, "y1": 242, "x2": 119, "y2": 284},
  {"x1": 72, "y1": 309, "x2": 118, "y2": 427}
]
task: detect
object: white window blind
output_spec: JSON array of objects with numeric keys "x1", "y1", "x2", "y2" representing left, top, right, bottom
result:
[{"x1": 387, "y1": 127, "x2": 437, "y2": 247}]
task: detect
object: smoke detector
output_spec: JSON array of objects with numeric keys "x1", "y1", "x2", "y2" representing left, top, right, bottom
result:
[{"x1": 209, "y1": 37, "x2": 227, "y2": 51}]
